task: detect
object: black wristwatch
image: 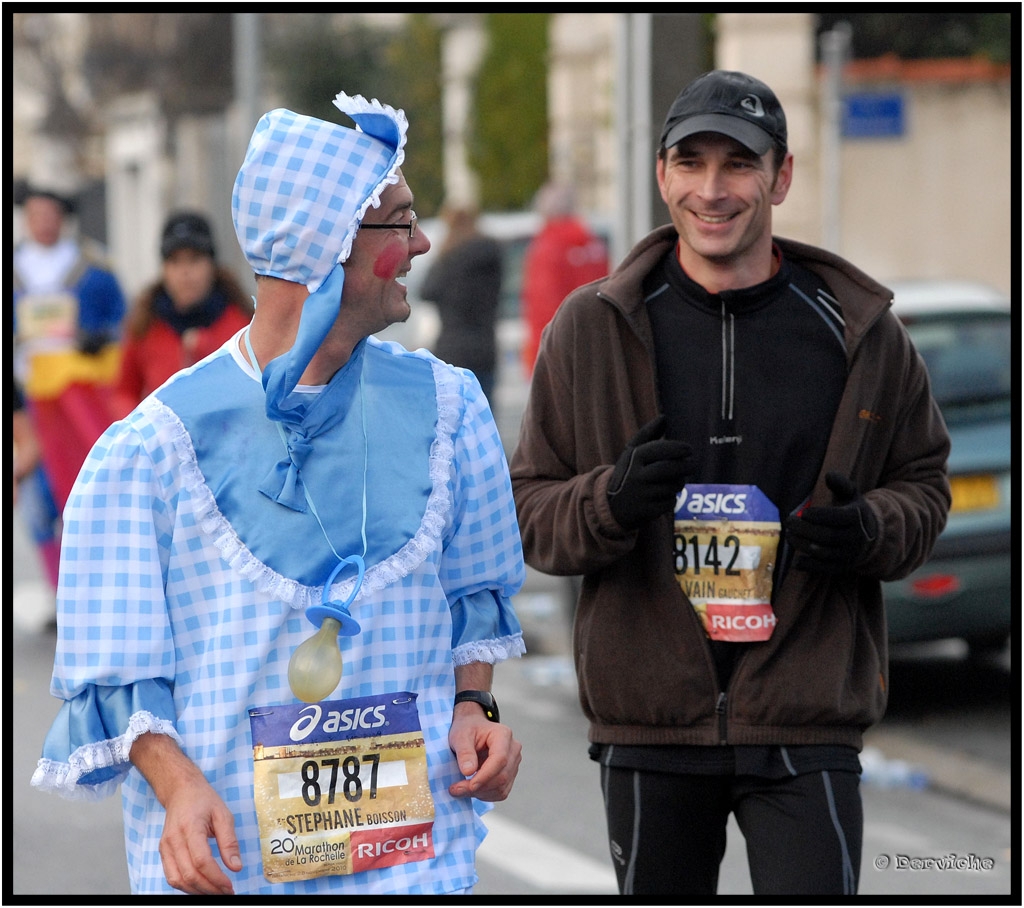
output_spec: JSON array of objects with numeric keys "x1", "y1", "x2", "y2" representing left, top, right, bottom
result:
[{"x1": 454, "y1": 689, "x2": 500, "y2": 723}]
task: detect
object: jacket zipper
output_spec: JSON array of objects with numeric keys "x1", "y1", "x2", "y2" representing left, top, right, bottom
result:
[
  {"x1": 715, "y1": 691, "x2": 728, "y2": 745},
  {"x1": 720, "y1": 301, "x2": 735, "y2": 420}
]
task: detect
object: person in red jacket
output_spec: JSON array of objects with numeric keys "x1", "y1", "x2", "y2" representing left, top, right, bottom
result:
[
  {"x1": 111, "y1": 211, "x2": 254, "y2": 419},
  {"x1": 520, "y1": 183, "x2": 609, "y2": 375}
]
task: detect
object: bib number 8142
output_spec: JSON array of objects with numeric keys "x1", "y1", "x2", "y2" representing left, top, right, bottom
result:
[{"x1": 674, "y1": 533, "x2": 742, "y2": 576}]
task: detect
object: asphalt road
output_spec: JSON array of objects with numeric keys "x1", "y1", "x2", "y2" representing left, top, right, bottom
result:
[{"x1": 11, "y1": 514, "x2": 1014, "y2": 899}]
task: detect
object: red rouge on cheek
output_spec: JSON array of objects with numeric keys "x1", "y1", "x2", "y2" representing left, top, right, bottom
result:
[{"x1": 373, "y1": 244, "x2": 405, "y2": 280}]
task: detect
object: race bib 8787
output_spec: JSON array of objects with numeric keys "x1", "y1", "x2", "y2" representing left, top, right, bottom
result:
[{"x1": 248, "y1": 692, "x2": 435, "y2": 884}]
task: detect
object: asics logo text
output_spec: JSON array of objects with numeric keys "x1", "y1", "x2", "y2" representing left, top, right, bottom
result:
[{"x1": 289, "y1": 704, "x2": 388, "y2": 741}]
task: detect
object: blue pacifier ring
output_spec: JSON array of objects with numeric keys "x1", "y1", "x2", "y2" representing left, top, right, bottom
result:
[
  {"x1": 308, "y1": 555, "x2": 365, "y2": 635},
  {"x1": 307, "y1": 602, "x2": 362, "y2": 636}
]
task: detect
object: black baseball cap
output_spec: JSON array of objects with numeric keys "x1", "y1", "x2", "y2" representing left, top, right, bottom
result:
[
  {"x1": 14, "y1": 180, "x2": 76, "y2": 214},
  {"x1": 161, "y1": 211, "x2": 216, "y2": 259},
  {"x1": 661, "y1": 70, "x2": 787, "y2": 156}
]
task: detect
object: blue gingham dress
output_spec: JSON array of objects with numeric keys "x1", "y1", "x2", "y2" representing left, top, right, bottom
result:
[{"x1": 32, "y1": 333, "x2": 526, "y2": 895}]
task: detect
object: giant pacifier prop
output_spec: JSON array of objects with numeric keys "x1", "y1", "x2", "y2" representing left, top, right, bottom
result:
[
  {"x1": 232, "y1": 92, "x2": 407, "y2": 703},
  {"x1": 288, "y1": 556, "x2": 365, "y2": 702}
]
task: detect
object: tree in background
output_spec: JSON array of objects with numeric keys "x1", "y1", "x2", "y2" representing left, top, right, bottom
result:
[
  {"x1": 264, "y1": 15, "x2": 391, "y2": 122},
  {"x1": 469, "y1": 13, "x2": 550, "y2": 212},
  {"x1": 381, "y1": 14, "x2": 445, "y2": 218},
  {"x1": 815, "y1": 12, "x2": 1012, "y2": 63},
  {"x1": 264, "y1": 13, "x2": 444, "y2": 216},
  {"x1": 82, "y1": 13, "x2": 235, "y2": 118}
]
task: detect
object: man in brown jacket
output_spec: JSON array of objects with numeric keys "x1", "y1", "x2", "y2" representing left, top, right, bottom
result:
[{"x1": 510, "y1": 70, "x2": 950, "y2": 896}]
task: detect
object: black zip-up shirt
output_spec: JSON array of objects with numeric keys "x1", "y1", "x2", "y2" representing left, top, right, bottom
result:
[
  {"x1": 648, "y1": 247, "x2": 847, "y2": 688},
  {"x1": 647, "y1": 245, "x2": 848, "y2": 524}
]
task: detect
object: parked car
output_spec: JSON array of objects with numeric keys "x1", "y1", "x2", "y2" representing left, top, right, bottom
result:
[{"x1": 884, "y1": 279, "x2": 1012, "y2": 655}]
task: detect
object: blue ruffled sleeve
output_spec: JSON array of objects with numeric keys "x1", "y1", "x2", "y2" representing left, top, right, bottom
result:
[
  {"x1": 440, "y1": 370, "x2": 526, "y2": 665},
  {"x1": 31, "y1": 412, "x2": 181, "y2": 801},
  {"x1": 450, "y1": 588, "x2": 525, "y2": 664},
  {"x1": 32, "y1": 679, "x2": 181, "y2": 801}
]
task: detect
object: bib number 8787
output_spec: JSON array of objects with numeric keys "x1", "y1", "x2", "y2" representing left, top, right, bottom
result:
[{"x1": 301, "y1": 754, "x2": 379, "y2": 806}]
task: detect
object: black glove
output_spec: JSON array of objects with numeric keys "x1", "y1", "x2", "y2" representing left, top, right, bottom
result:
[
  {"x1": 607, "y1": 416, "x2": 695, "y2": 530},
  {"x1": 786, "y1": 471, "x2": 878, "y2": 574},
  {"x1": 77, "y1": 329, "x2": 111, "y2": 356}
]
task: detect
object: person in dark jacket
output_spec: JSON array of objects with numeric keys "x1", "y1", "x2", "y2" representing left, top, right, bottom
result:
[
  {"x1": 421, "y1": 204, "x2": 503, "y2": 399},
  {"x1": 510, "y1": 70, "x2": 950, "y2": 897}
]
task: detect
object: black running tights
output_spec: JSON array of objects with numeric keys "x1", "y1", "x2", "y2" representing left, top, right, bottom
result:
[{"x1": 599, "y1": 765, "x2": 862, "y2": 895}]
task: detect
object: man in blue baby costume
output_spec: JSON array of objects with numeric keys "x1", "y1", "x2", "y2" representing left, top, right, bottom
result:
[{"x1": 32, "y1": 92, "x2": 527, "y2": 896}]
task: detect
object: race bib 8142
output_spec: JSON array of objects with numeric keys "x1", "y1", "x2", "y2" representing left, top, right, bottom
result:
[{"x1": 673, "y1": 484, "x2": 780, "y2": 642}]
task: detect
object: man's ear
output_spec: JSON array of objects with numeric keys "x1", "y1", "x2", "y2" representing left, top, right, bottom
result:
[
  {"x1": 656, "y1": 154, "x2": 669, "y2": 205},
  {"x1": 771, "y1": 151, "x2": 794, "y2": 205}
]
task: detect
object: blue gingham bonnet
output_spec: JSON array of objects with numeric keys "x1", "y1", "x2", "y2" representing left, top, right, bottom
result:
[{"x1": 231, "y1": 92, "x2": 407, "y2": 425}]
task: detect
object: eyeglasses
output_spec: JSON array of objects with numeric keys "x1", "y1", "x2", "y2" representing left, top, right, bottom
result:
[{"x1": 359, "y1": 211, "x2": 417, "y2": 239}]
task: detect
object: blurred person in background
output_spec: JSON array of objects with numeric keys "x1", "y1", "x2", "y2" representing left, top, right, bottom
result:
[
  {"x1": 520, "y1": 182, "x2": 609, "y2": 376},
  {"x1": 110, "y1": 211, "x2": 254, "y2": 419},
  {"x1": 13, "y1": 182, "x2": 126, "y2": 588},
  {"x1": 13, "y1": 380, "x2": 42, "y2": 506},
  {"x1": 511, "y1": 70, "x2": 950, "y2": 896},
  {"x1": 421, "y1": 203, "x2": 503, "y2": 400},
  {"x1": 13, "y1": 378, "x2": 60, "y2": 594}
]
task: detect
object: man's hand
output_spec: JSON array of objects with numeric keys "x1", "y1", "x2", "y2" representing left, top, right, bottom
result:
[
  {"x1": 448, "y1": 703, "x2": 522, "y2": 802},
  {"x1": 130, "y1": 732, "x2": 242, "y2": 895},
  {"x1": 786, "y1": 471, "x2": 878, "y2": 574},
  {"x1": 608, "y1": 415, "x2": 695, "y2": 530}
]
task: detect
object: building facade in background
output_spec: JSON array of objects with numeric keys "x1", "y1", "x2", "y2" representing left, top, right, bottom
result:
[{"x1": 11, "y1": 12, "x2": 1012, "y2": 298}]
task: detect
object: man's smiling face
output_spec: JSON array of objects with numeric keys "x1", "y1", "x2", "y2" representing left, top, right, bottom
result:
[
  {"x1": 657, "y1": 132, "x2": 792, "y2": 292},
  {"x1": 342, "y1": 170, "x2": 431, "y2": 335}
]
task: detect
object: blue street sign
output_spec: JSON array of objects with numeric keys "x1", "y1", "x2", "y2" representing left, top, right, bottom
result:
[{"x1": 843, "y1": 92, "x2": 905, "y2": 138}]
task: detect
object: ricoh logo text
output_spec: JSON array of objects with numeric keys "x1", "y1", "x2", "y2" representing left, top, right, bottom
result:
[
  {"x1": 289, "y1": 704, "x2": 387, "y2": 742},
  {"x1": 356, "y1": 832, "x2": 431, "y2": 859}
]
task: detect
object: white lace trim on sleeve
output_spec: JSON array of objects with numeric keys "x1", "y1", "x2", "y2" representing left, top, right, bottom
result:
[{"x1": 30, "y1": 710, "x2": 182, "y2": 802}]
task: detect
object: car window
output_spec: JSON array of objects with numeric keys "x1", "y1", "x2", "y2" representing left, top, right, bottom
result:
[{"x1": 902, "y1": 312, "x2": 1011, "y2": 415}]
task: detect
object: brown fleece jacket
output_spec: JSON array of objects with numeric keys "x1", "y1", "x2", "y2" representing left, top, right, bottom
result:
[{"x1": 510, "y1": 225, "x2": 951, "y2": 749}]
